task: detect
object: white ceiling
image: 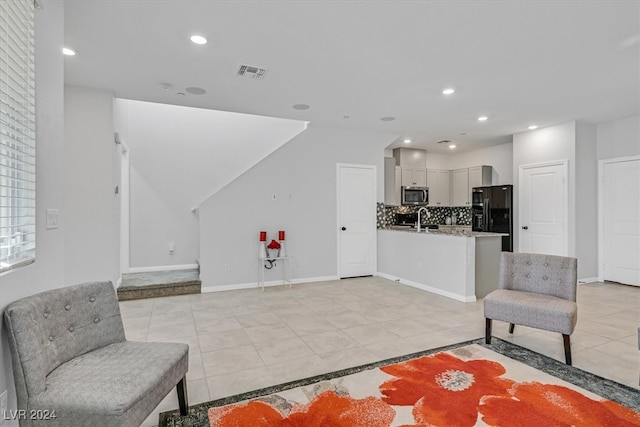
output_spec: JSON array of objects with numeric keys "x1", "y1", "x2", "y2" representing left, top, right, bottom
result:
[{"x1": 63, "y1": 0, "x2": 639, "y2": 153}]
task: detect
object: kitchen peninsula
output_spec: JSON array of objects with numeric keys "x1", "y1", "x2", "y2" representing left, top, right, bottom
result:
[{"x1": 377, "y1": 227, "x2": 504, "y2": 302}]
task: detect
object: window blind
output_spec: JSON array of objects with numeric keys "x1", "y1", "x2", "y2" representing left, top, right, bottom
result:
[{"x1": 0, "y1": 0, "x2": 36, "y2": 273}]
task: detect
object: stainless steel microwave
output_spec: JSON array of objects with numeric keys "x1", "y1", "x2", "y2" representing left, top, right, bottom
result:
[{"x1": 401, "y1": 186, "x2": 428, "y2": 205}]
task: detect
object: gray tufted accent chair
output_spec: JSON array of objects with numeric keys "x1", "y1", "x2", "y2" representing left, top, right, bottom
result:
[
  {"x1": 4, "y1": 281, "x2": 189, "y2": 426},
  {"x1": 484, "y1": 252, "x2": 578, "y2": 365}
]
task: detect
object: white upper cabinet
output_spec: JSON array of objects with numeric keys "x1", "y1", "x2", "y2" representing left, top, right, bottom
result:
[
  {"x1": 469, "y1": 165, "x2": 492, "y2": 190},
  {"x1": 452, "y1": 165, "x2": 492, "y2": 205},
  {"x1": 452, "y1": 168, "x2": 470, "y2": 206},
  {"x1": 393, "y1": 148, "x2": 427, "y2": 187},
  {"x1": 393, "y1": 147, "x2": 426, "y2": 169},
  {"x1": 427, "y1": 169, "x2": 451, "y2": 206},
  {"x1": 401, "y1": 167, "x2": 427, "y2": 187}
]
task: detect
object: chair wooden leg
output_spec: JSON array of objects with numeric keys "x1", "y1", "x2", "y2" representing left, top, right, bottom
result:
[
  {"x1": 563, "y1": 334, "x2": 572, "y2": 365},
  {"x1": 509, "y1": 323, "x2": 515, "y2": 334},
  {"x1": 485, "y1": 318, "x2": 492, "y2": 344},
  {"x1": 177, "y1": 377, "x2": 188, "y2": 416}
]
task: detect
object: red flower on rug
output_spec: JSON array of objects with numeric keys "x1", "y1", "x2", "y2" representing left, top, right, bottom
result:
[
  {"x1": 379, "y1": 352, "x2": 515, "y2": 426},
  {"x1": 208, "y1": 390, "x2": 395, "y2": 427},
  {"x1": 479, "y1": 382, "x2": 640, "y2": 427}
]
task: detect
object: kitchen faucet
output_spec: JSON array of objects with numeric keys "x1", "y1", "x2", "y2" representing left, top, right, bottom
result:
[{"x1": 417, "y1": 207, "x2": 430, "y2": 233}]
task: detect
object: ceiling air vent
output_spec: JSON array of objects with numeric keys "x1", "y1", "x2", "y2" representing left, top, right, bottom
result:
[{"x1": 237, "y1": 64, "x2": 267, "y2": 79}]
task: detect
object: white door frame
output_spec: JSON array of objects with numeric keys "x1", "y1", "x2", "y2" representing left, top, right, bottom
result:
[
  {"x1": 598, "y1": 155, "x2": 640, "y2": 282},
  {"x1": 518, "y1": 159, "x2": 569, "y2": 255},
  {"x1": 119, "y1": 142, "x2": 131, "y2": 277},
  {"x1": 336, "y1": 163, "x2": 377, "y2": 278}
]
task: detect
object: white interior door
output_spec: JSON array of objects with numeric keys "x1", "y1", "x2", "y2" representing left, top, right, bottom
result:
[
  {"x1": 519, "y1": 161, "x2": 567, "y2": 255},
  {"x1": 601, "y1": 157, "x2": 640, "y2": 286},
  {"x1": 337, "y1": 164, "x2": 376, "y2": 278}
]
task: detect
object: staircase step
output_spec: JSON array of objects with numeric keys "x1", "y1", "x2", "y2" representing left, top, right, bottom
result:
[
  {"x1": 118, "y1": 268, "x2": 201, "y2": 301},
  {"x1": 117, "y1": 280, "x2": 201, "y2": 301}
]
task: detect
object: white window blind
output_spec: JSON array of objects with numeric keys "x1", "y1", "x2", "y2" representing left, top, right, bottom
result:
[{"x1": 0, "y1": 0, "x2": 36, "y2": 273}]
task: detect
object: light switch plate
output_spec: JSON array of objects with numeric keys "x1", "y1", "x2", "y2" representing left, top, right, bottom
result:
[{"x1": 46, "y1": 209, "x2": 59, "y2": 229}]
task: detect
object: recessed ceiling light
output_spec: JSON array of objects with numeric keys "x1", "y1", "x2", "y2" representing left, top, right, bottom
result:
[
  {"x1": 185, "y1": 87, "x2": 206, "y2": 95},
  {"x1": 190, "y1": 35, "x2": 207, "y2": 45},
  {"x1": 478, "y1": 116, "x2": 488, "y2": 122},
  {"x1": 403, "y1": 139, "x2": 411, "y2": 144},
  {"x1": 62, "y1": 47, "x2": 76, "y2": 56},
  {"x1": 528, "y1": 125, "x2": 538, "y2": 130},
  {"x1": 380, "y1": 116, "x2": 396, "y2": 121},
  {"x1": 292, "y1": 104, "x2": 310, "y2": 110},
  {"x1": 442, "y1": 88, "x2": 455, "y2": 95},
  {"x1": 449, "y1": 144, "x2": 457, "y2": 149}
]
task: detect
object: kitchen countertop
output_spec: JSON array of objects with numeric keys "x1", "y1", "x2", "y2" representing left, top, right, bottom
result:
[{"x1": 379, "y1": 226, "x2": 507, "y2": 238}]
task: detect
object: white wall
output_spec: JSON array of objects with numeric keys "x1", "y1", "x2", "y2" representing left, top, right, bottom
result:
[
  {"x1": 513, "y1": 122, "x2": 576, "y2": 257},
  {"x1": 0, "y1": 1, "x2": 65, "y2": 420},
  {"x1": 64, "y1": 86, "x2": 120, "y2": 285},
  {"x1": 512, "y1": 121, "x2": 600, "y2": 279},
  {"x1": 114, "y1": 99, "x2": 307, "y2": 270},
  {"x1": 575, "y1": 122, "x2": 598, "y2": 279},
  {"x1": 448, "y1": 142, "x2": 514, "y2": 185},
  {"x1": 199, "y1": 125, "x2": 395, "y2": 289},
  {"x1": 596, "y1": 115, "x2": 639, "y2": 160}
]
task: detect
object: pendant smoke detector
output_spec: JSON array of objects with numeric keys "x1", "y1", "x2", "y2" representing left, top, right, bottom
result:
[{"x1": 237, "y1": 64, "x2": 267, "y2": 79}]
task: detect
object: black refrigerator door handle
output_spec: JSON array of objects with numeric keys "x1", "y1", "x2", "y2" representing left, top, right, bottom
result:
[{"x1": 483, "y1": 199, "x2": 490, "y2": 231}]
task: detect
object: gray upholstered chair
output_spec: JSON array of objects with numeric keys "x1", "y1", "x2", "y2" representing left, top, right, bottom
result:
[
  {"x1": 484, "y1": 252, "x2": 578, "y2": 365},
  {"x1": 4, "y1": 281, "x2": 189, "y2": 426}
]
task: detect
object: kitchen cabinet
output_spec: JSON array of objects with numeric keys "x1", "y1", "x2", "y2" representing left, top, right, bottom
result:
[
  {"x1": 401, "y1": 167, "x2": 427, "y2": 187},
  {"x1": 393, "y1": 147, "x2": 427, "y2": 188},
  {"x1": 384, "y1": 157, "x2": 401, "y2": 205},
  {"x1": 452, "y1": 168, "x2": 470, "y2": 206},
  {"x1": 452, "y1": 165, "x2": 492, "y2": 206},
  {"x1": 427, "y1": 169, "x2": 450, "y2": 206},
  {"x1": 393, "y1": 147, "x2": 426, "y2": 169},
  {"x1": 469, "y1": 166, "x2": 493, "y2": 191}
]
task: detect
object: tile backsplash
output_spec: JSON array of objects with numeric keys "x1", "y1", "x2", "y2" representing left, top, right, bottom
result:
[{"x1": 377, "y1": 203, "x2": 472, "y2": 228}]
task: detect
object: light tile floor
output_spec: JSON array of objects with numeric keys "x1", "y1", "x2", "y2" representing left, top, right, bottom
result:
[{"x1": 120, "y1": 277, "x2": 640, "y2": 426}]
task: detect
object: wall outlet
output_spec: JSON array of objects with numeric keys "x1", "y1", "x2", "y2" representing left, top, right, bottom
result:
[
  {"x1": 224, "y1": 264, "x2": 230, "y2": 272},
  {"x1": 0, "y1": 389, "x2": 7, "y2": 425}
]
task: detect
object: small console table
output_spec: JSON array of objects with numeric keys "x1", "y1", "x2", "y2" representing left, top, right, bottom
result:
[{"x1": 258, "y1": 256, "x2": 292, "y2": 291}]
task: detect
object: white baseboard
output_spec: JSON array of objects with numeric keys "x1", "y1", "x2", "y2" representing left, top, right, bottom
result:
[
  {"x1": 376, "y1": 272, "x2": 476, "y2": 303},
  {"x1": 127, "y1": 264, "x2": 199, "y2": 274},
  {"x1": 577, "y1": 277, "x2": 600, "y2": 284},
  {"x1": 201, "y1": 275, "x2": 339, "y2": 293},
  {"x1": 116, "y1": 277, "x2": 122, "y2": 288}
]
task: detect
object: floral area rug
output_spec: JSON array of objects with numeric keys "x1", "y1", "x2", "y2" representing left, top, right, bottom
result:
[{"x1": 159, "y1": 338, "x2": 640, "y2": 427}]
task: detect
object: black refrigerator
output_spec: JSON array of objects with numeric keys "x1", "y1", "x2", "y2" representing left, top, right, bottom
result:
[{"x1": 471, "y1": 185, "x2": 513, "y2": 252}]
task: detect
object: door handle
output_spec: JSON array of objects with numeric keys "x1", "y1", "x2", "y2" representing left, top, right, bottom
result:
[
  {"x1": 341, "y1": 227, "x2": 346, "y2": 231},
  {"x1": 522, "y1": 226, "x2": 528, "y2": 230}
]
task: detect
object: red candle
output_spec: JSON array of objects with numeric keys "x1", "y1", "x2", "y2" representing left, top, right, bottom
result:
[
  {"x1": 259, "y1": 231, "x2": 267, "y2": 242},
  {"x1": 279, "y1": 230, "x2": 285, "y2": 241}
]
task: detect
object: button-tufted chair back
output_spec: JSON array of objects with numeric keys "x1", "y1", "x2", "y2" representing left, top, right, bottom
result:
[
  {"x1": 4, "y1": 282, "x2": 125, "y2": 403},
  {"x1": 499, "y1": 252, "x2": 578, "y2": 302}
]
